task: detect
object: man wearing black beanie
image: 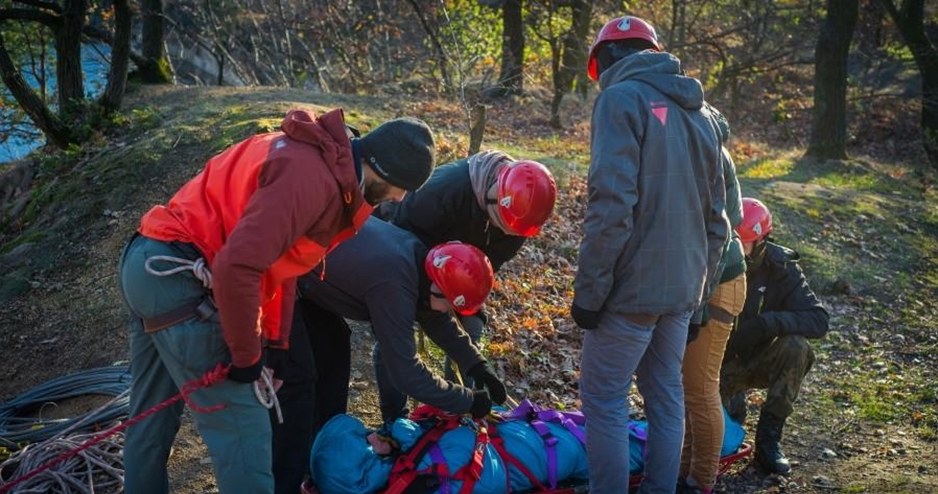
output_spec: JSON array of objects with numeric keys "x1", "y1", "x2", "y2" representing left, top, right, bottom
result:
[{"x1": 355, "y1": 117, "x2": 435, "y2": 204}]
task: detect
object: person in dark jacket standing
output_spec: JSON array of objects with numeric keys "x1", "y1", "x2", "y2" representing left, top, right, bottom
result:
[
  {"x1": 373, "y1": 150, "x2": 556, "y2": 418},
  {"x1": 273, "y1": 217, "x2": 506, "y2": 493},
  {"x1": 679, "y1": 109, "x2": 747, "y2": 494},
  {"x1": 572, "y1": 16, "x2": 728, "y2": 494},
  {"x1": 118, "y1": 111, "x2": 435, "y2": 494},
  {"x1": 721, "y1": 198, "x2": 829, "y2": 475}
]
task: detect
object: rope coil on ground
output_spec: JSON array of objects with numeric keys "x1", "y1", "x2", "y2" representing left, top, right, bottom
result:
[
  {"x1": 0, "y1": 366, "x2": 132, "y2": 493},
  {"x1": 0, "y1": 366, "x2": 131, "y2": 445}
]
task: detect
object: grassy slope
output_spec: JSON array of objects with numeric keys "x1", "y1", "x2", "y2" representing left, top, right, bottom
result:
[{"x1": 0, "y1": 85, "x2": 936, "y2": 492}]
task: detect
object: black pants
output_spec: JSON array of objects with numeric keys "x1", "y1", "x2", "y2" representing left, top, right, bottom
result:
[{"x1": 269, "y1": 298, "x2": 351, "y2": 494}]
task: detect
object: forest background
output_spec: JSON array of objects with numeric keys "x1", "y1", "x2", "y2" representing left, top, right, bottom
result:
[{"x1": 0, "y1": 0, "x2": 937, "y2": 493}]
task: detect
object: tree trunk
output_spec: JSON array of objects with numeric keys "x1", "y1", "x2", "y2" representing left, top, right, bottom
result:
[
  {"x1": 139, "y1": 0, "x2": 173, "y2": 83},
  {"x1": 879, "y1": 0, "x2": 938, "y2": 167},
  {"x1": 55, "y1": 0, "x2": 86, "y2": 115},
  {"x1": 0, "y1": 34, "x2": 71, "y2": 148},
  {"x1": 806, "y1": 0, "x2": 858, "y2": 160},
  {"x1": 497, "y1": 0, "x2": 524, "y2": 94},
  {"x1": 550, "y1": 0, "x2": 591, "y2": 128},
  {"x1": 100, "y1": 0, "x2": 132, "y2": 114}
]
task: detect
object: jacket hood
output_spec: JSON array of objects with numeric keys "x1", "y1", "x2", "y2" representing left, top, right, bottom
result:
[
  {"x1": 599, "y1": 50, "x2": 704, "y2": 111},
  {"x1": 280, "y1": 108, "x2": 351, "y2": 149}
]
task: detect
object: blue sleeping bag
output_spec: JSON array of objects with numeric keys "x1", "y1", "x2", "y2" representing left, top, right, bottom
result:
[
  {"x1": 310, "y1": 401, "x2": 588, "y2": 494},
  {"x1": 310, "y1": 402, "x2": 746, "y2": 493},
  {"x1": 628, "y1": 406, "x2": 746, "y2": 472}
]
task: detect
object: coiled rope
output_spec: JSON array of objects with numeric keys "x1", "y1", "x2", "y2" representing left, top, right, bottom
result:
[
  {"x1": 144, "y1": 255, "x2": 213, "y2": 289},
  {"x1": 0, "y1": 366, "x2": 131, "y2": 447},
  {"x1": 0, "y1": 364, "x2": 229, "y2": 493}
]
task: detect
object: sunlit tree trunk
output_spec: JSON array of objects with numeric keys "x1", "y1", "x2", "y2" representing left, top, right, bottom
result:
[
  {"x1": 879, "y1": 0, "x2": 938, "y2": 167},
  {"x1": 139, "y1": 0, "x2": 173, "y2": 83},
  {"x1": 56, "y1": 0, "x2": 86, "y2": 112},
  {"x1": 807, "y1": 0, "x2": 858, "y2": 160},
  {"x1": 498, "y1": 0, "x2": 523, "y2": 94},
  {"x1": 101, "y1": 0, "x2": 132, "y2": 113},
  {"x1": 550, "y1": 0, "x2": 591, "y2": 128}
]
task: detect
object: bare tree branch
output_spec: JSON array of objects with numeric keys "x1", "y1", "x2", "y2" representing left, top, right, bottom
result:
[
  {"x1": 11, "y1": 0, "x2": 62, "y2": 14},
  {"x1": 0, "y1": 7, "x2": 61, "y2": 28}
]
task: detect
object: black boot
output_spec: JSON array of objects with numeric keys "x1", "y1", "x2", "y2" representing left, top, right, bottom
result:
[{"x1": 755, "y1": 412, "x2": 792, "y2": 475}]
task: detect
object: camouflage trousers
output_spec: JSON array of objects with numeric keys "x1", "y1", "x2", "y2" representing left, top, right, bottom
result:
[{"x1": 720, "y1": 334, "x2": 815, "y2": 420}]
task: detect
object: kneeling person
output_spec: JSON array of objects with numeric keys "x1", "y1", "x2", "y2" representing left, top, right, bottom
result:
[{"x1": 721, "y1": 198, "x2": 830, "y2": 475}]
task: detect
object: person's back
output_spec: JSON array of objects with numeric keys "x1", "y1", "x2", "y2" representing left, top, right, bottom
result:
[
  {"x1": 575, "y1": 49, "x2": 727, "y2": 317},
  {"x1": 572, "y1": 16, "x2": 728, "y2": 494}
]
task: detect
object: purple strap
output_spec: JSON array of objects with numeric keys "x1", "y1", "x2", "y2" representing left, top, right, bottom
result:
[
  {"x1": 500, "y1": 399, "x2": 590, "y2": 489},
  {"x1": 536, "y1": 410, "x2": 586, "y2": 445},
  {"x1": 427, "y1": 444, "x2": 452, "y2": 494},
  {"x1": 529, "y1": 419, "x2": 559, "y2": 488}
]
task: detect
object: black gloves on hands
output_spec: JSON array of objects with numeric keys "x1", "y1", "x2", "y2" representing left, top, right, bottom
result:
[
  {"x1": 228, "y1": 357, "x2": 265, "y2": 383},
  {"x1": 571, "y1": 303, "x2": 601, "y2": 330},
  {"x1": 468, "y1": 362, "x2": 507, "y2": 405},
  {"x1": 728, "y1": 317, "x2": 778, "y2": 361},
  {"x1": 469, "y1": 389, "x2": 493, "y2": 419}
]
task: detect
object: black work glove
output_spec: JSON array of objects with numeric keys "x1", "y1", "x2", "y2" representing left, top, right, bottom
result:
[
  {"x1": 571, "y1": 303, "x2": 601, "y2": 330},
  {"x1": 228, "y1": 357, "x2": 265, "y2": 383},
  {"x1": 728, "y1": 318, "x2": 778, "y2": 361},
  {"x1": 686, "y1": 322, "x2": 702, "y2": 345},
  {"x1": 468, "y1": 362, "x2": 507, "y2": 405},
  {"x1": 469, "y1": 389, "x2": 493, "y2": 419}
]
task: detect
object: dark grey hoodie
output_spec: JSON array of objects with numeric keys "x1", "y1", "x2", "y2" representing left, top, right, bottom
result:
[
  {"x1": 297, "y1": 217, "x2": 483, "y2": 414},
  {"x1": 573, "y1": 50, "x2": 729, "y2": 315}
]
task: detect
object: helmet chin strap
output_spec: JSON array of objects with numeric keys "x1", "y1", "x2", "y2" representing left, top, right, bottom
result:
[{"x1": 746, "y1": 240, "x2": 768, "y2": 270}]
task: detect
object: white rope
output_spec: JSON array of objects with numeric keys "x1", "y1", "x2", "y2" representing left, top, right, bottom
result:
[
  {"x1": 144, "y1": 255, "x2": 213, "y2": 289},
  {"x1": 253, "y1": 368, "x2": 283, "y2": 424}
]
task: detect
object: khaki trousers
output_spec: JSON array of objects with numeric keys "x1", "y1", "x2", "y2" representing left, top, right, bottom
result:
[{"x1": 680, "y1": 274, "x2": 747, "y2": 490}]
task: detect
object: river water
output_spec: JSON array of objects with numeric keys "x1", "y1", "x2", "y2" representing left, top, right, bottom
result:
[{"x1": 0, "y1": 43, "x2": 110, "y2": 164}]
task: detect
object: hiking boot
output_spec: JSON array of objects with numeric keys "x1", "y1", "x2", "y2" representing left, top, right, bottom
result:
[{"x1": 754, "y1": 411, "x2": 792, "y2": 475}]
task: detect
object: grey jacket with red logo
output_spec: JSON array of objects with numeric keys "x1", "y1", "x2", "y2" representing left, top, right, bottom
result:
[{"x1": 574, "y1": 51, "x2": 729, "y2": 316}]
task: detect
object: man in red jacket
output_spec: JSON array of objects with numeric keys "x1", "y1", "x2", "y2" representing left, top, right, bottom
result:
[{"x1": 117, "y1": 109, "x2": 434, "y2": 494}]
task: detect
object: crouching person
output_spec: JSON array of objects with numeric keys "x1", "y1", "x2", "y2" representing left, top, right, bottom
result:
[
  {"x1": 720, "y1": 198, "x2": 830, "y2": 475},
  {"x1": 374, "y1": 150, "x2": 556, "y2": 415},
  {"x1": 270, "y1": 217, "x2": 506, "y2": 492}
]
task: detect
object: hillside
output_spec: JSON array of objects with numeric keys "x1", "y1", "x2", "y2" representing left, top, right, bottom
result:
[{"x1": 1, "y1": 84, "x2": 936, "y2": 493}]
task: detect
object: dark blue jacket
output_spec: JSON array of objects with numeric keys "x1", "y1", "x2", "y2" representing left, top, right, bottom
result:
[{"x1": 297, "y1": 218, "x2": 484, "y2": 414}]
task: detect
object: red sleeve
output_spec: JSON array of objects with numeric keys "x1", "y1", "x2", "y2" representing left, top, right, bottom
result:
[{"x1": 212, "y1": 153, "x2": 337, "y2": 367}]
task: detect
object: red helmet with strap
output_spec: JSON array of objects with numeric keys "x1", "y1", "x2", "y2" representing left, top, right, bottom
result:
[
  {"x1": 737, "y1": 197, "x2": 774, "y2": 244},
  {"x1": 587, "y1": 16, "x2": 661, "y2": 81},
  {"x1": 495, "y1": 160, "x2": 557, "y2": 237},
  {"x1": 424, "y1": 242, "x2": 494, "y2": 316}
]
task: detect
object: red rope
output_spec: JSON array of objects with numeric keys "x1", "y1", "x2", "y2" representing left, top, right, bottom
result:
[{"x1": 0, "y1": 363, "x2": 230, "y2": 494}]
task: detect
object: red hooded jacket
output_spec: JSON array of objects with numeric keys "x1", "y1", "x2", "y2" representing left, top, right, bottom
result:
[{"x1": 139, "y1": 109, "x2": 371, "y2": 367}]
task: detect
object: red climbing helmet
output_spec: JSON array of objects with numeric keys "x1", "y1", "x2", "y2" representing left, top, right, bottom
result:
[
  {"x1": 587, "y1": 16, "x2": 661, "y2": 81},
  {"x1": 424, "y1": 242, "x2": 495, "y2": 316},
  {"x1": 737, "y1": 197, "x2": 774, "y2": 244},
  {"x1": 495, "y1": 160, "x2": 557, "y2": 237}
]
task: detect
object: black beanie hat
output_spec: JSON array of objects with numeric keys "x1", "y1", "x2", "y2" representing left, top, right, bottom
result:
[{"x1": 358, "y1": 117, "x2": 435, "y2": 191}]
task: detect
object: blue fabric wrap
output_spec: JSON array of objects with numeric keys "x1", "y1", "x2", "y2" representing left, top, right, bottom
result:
[
  {"x1": 310, "y1": 415, "x2": 395, "y2": 494},
  {"x1": 628, "y1": 406, "x2": 747, "y2": 473}
]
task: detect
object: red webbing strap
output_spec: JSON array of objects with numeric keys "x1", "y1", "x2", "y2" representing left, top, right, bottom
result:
[
  {"x1": 488, "y1": 422, "x2": 548, "y2": 492},
  {"x1": 382, "y1": 416, "x2": 463, "y2": 494},
  {"x1": 453, "y1": 425, "x2": 490, "y2": 494}
]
